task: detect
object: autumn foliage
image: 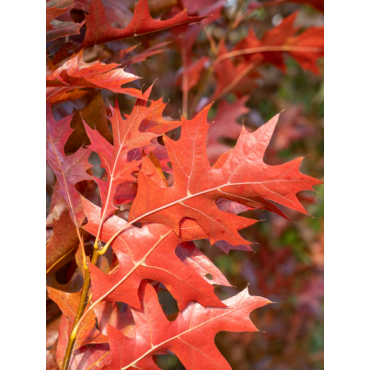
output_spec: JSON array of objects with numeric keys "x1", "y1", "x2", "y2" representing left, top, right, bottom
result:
[{"x1": 46, "y1": 1, "x2": 324, "y2": 369}]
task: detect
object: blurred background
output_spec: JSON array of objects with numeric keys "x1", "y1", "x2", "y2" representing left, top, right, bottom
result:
[{"x1": 47, "y1": 0, "x2": 323, "y2": 369}]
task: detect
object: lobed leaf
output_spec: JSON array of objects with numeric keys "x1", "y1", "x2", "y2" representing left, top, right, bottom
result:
[
  {"x1": 46, "y1": 52, "x2": 144, "y2": 104},
  {"x1": 105, "y1": 281, "x2": 270, "y2": 370},
  {"x1": 46, "y1": 0, "x2": 84, "y2": 42},
  {"x1": 130, "y1": 105, "x2": 322, "y2": 246},
  {"x1": 81, "y1": 0, "x2": 207, "y2": 49},
  {"x1": 234, "y1": 12, "x2": 324, "y2": 74},
  {"x1": 83, "y1": 86, "x2": 181, "y2": 229},
  {"x1": 46, "y1": 103, "x2": 93, "y2": 226},
  {"x1": 82, "y1": 197, "x2": 227, "y2": 310}
]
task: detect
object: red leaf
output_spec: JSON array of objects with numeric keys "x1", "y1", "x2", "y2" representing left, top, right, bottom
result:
[
  {"x1": 234, "y1": 12, "x2": 324, "y2": 73},
  {"x1": 212, "y1": 43, "x2": 261, "y2": 101},
  {"x1": 105, "y1": 281, "x2": 270, "y2": 370},
  {"x1": 81, "y1": 0, "x2": 207, "y2": 49},
  {"x1": 46, "y1": 103, "x2": 93, "y2": 226},
  {"x1": 46, "y1": 0, "x2": 71, "y2": 31},
  {"x1": 83, "y1": 86, "x2": 181, "y2": 231},
  {"x1": 46, "y1": 0, "x2": 85, "y2": 42},
  {"x1": 130, "y1": 105, "x2": 322, "y2": 247},
  {"x1": 82, "y1": 197, "x2": 226, "y2": 310},
  {"x1": 46, "y1": 52, "x2": 144, "y2": 104}
]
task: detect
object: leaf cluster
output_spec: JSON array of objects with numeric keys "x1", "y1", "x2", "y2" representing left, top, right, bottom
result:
[{"x1": 46, "y1": 1, "x2": 323, "y2": 369}]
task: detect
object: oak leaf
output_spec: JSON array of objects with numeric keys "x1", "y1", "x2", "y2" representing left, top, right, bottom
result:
[
  {"x1": 212, "y1": 43, "x2": 261, "y2": 101},
  {"x1": 83, "y1": 86, "x2": 181, "y2": 226},
  {"x1": 130, "y1": 105, "x2": 322, "y2": 247},
  {"x1": 46, "y1": 52, "x2": 144, "y2": 104},
  {"x1": 46, "y1": 0, "x2": 84, "y2": 42},
  {"x1": 234, "y1": 12, "x2": 324, "y2": 73},
  {"x1": 46, "y1": 103, "x2": 93, "y2": 226},
  {"x1": 106, "y1": 281, "x2": 270, "y2": 370},
  {"x1": 81, "y1": 0, "x2": 206, "y2": 49},
  {"x1": 82, "y1": 197, "x2": 227, "y2": 310}
]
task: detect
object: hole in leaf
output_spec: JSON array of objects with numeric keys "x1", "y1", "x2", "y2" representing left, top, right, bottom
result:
[
  {"x1": 55, "y1": 261, "x2": 76, "y2": 284},
  {"x1": 70, "y1": 9, "x2": 85, "y2": 23},
  {"x1": 205, "y1": 273, "x2": 213, "y2": 280},
  {"x1": 155, "y1": 353, "x2": 185, "y2": 370},
  {"x1": 157, "y1": 284, "x2": 179, "y2": 321},
  {"x1": 89, "y1": 152, "x2": 105, "y2": 178},
  {"x1": 157, "y1": 135, "x2": 165, "y2": 146},
  {"x1": 97, "y1": 246, "x2": 113, "y2": 274},
  {"x1": 116, "y1": 301, "x2": 128, "y2": 312}
]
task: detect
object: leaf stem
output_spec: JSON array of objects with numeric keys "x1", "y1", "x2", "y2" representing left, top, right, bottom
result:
[{"x1": 60, "y1": 248, "x2": 100, "y2": 370}]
